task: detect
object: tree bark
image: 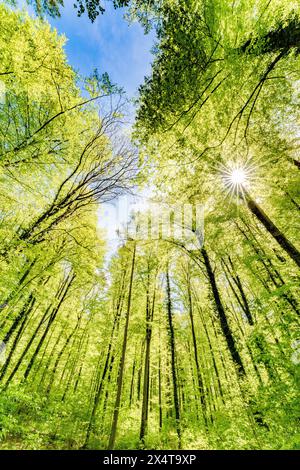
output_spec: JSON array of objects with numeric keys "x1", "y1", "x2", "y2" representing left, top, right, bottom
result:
[
  {"x1": 166, "y1": 268, "x2": 182, "y2": 449},
  {"x1": 186, "y1": 269, "x2": 207, "y2": 425},
  {"x1": 23, "y1": 273, "x2": 75, "y2": 381},
  {"x1": 244, "y1": 190, "x2": 300, "y2": 269},
  {"x1": 201, "y1": 247, "x2": 245, "y2": 376},
  {"x1": 108, "y1": 241, "x2": 136, "y2": 450},
  {"x1": 140, "y1": 269, "x2": 157, "y2": 444},
  {"x1": 83, "y1": 265, "x2": 127, "y2": 447}
]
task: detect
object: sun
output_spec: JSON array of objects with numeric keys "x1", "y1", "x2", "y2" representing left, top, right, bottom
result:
[
  {"x1": 230, "y1": 168, "x2": 247, "y2": 186},
  {"x1": 220, "y1": 161, "x2": 254, "y2": 201}
]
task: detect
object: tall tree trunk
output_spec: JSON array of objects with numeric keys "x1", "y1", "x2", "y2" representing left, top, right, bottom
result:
[
  {"x1": 137, "y1": 340, "x2": 145, "y2": 403},
  {"x1": 83, "y1": 266, "x2": 127, "y2": 447},
  {"x1": 129, "y1": 355, "x2": 136, "y2": 407},
  {"x1": 201, "y1": 247, "x2": 245, "y2": 376},
  {"x1": 100, "y1": 353, "x2": 116, "y2": 436},
  {"x1": 73, "y1": 333, "x2": 89, "y2": 393},
  {"x1": 0, "y1": 295, "x2": 35, "y2": 382},
  {"x1": 166, "y1": 268, "x2": 182, "y2": 449},
  {"x1": 23, "y1": 273, "x2": 75, "y2": 381},
  {"x1": 158, "y1": 323, "x2": 163, "y2": 430},
  {"x1": 239, "y1": 19, "x2": 300, "y2": 55},
  {"x1": 186, "y1": 269, "x2": 207, "y2": 425},
  {"x1": 244, "y1": 190, "x2": 300, "y2": 269},
  {"x1": 37, "y1": 327, "x2": 59, "y2": 387},
  {"x1": 236, "y1": 219, "x2": 300, "y2": 317},
  {"x1": 140, "y1": 269, "x2": 157, "y2": 444},
  {"x1": 193, "y1": 290, "x2": 225, "y2": 404},
  {"x1": 1, "y1": 294, "x2": 35, "y2": 345},
  {"x1": 221, "y1": 257, "x2": 254, "y2": 325},
  {"x1": 0, "y1": 258, "x2": 36, "y2": 310},
  {"x1": 46, "y1": 317, "x2": 81, "y2": 395},
  {"x1": 108, "y1": 241, "x2": 136, "y2": 450},
  {"x1": 3, "y1": 274, "x2": 74, "y2": 387}
]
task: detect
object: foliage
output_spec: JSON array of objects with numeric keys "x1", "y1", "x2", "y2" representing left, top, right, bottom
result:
[{"x1": 0, "y1": 1, "x2": 299, "y2": 451}]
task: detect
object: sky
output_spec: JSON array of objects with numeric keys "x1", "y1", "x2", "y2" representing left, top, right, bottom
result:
[
  {"x1": 47, "y1": 1, "x2": 155, "y2": 249},
  {"x1": 16, "y1": 0, "x2": 156, "y2": 252},
  {"x1": 47, "y1": 0, "x2": 155, "y2": 99}
]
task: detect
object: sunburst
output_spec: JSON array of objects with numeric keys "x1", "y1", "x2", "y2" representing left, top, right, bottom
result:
[{"x1": 219, "y1": 160, "x2": 256, "y2": 203}]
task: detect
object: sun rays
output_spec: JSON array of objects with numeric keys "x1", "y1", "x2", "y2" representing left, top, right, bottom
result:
[{"x1": 218, "y1": 159, "x2": 257, "y2": 203}]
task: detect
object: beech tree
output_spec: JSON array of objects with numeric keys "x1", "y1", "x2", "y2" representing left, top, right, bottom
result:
[{"x1": 0, "y1": 1, "x2": 299, "y2": 452}]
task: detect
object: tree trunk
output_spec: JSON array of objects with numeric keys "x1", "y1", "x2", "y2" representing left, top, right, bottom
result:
[
  {"x1": 222, "y1": 257, "x2": 254, "y2": 325},
  {"x1": 239, "y1": 19, "x2": 300, "y2": 55},
  {"x1": 23, "y1": 273, "x2": 75, "y2": 381},
  {"x1": 140, "y1": 270, "x2": 156, "y2": 444},
  {"x1": 244, "y1": 190, "x2": 300, "y2": 269},
  {"x1": 108, "y1": 241, "x2": 136, "y2": 450},
  {"x1": 158, "y1": 324, "x2": 163, "y2": 430},
  {"x1": 201, "y1": 247, "x2": 245, "y2": 376},
  {"x1": 186, "y1": 269, "x2": 207, "y2": 425},
  {"x1": 166, "y1": 268, "x2": 182, "y2": 449},
  {"x1": 0, "y1": 295, "x2": 35, "y2": 382},
  {"x1": 83, "y1": 265, "x2": 127, "y2": 447}
]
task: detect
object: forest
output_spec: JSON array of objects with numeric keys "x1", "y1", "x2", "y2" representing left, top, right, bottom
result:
[{"x1": 0, "y1": 0, "x2": 299, "y2": 450}]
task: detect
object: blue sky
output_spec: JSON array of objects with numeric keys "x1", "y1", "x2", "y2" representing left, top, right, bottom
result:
[
  {"x1": 46, "y1": 1, "x2": 156, "y2": 248},
  {"x1": 47, "y1": 0, "x2": 155, "y2": 99},
  {"x1": 43, "y1": 0, "x2": 155, "y2": 248},
  {"x1": 16, "y1": 0, "x2": 155, "y2": 251}
]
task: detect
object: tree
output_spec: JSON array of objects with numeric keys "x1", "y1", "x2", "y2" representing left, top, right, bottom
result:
[
  {"x1": 16, "y1": 0, "x2": 158, "y2": 23},
  {"x1": 0, "y1": 1, "x2": 300, "y2": 452}
]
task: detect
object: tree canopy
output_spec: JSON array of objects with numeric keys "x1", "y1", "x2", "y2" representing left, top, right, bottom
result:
[{"x1": 0, "y1": 1, "x2": 299, "y2": 451}]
